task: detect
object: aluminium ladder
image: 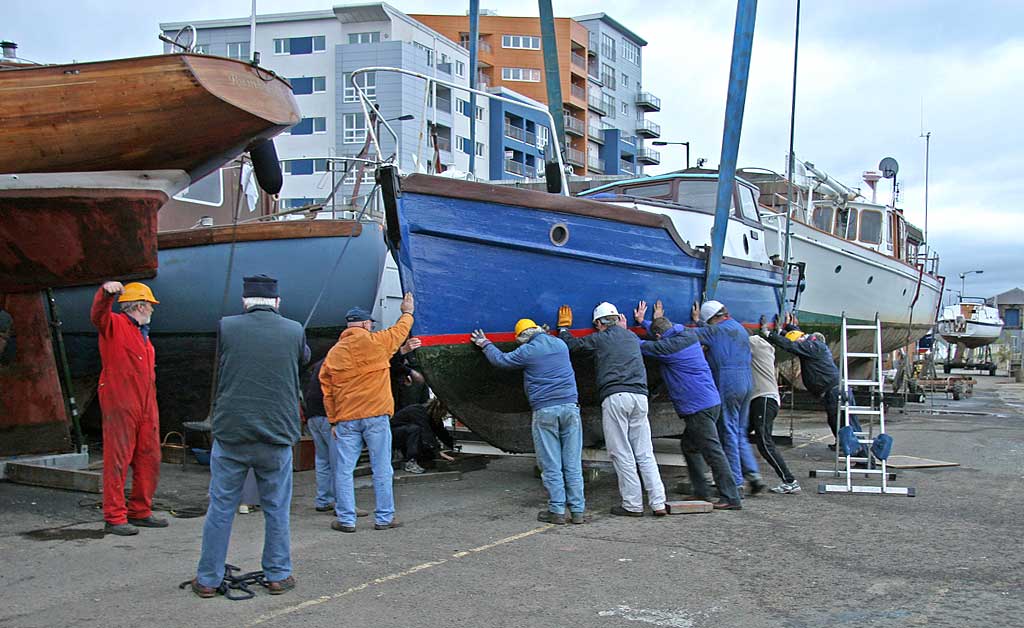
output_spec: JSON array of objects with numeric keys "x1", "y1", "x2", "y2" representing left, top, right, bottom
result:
[{"x1": 815, "y1": 313, "x2": 915, "y2": 496}]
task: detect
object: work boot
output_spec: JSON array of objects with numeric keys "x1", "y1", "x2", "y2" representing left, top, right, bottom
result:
[
  {"x1": 610, "y1": 506, "x2": 643, "y2": 517},
  {"x1": 104, "y1": 522, "x2": 139, "y2": 536},
  {"x1": 190, "y1": 578, "x2": 218, "y2": 599},
  {"x1": 570, "y1": 511, "x2": 587, "y2": 525},
  {"x1": 652, "y1": 507, "x2": 668, "y2": 517},
  {"x1": 374, "y1": 520, "x2": 402, "y2": 530},
  {"x1": 267, "y1": 576, "x2": 296, "y2": 595},
  {"x1": 331, "y1": 521, "x2": 356, "y2": 533},
  {"x1": 713, "y1": 500, "x2": 743, "y2": 511},
  {"x1": 747, "y1": 476, "x2": 766, "y2": 496},
  {"x1": 128, "y1": 515, "x2": 168, "y2": 528},
  {"x1": 537, "y1": 510, "x2": 566, "y2": 525},
  {"x1": 356, "y1": 508, "x2": 369, "y2": 517},
  {"x1": 315, "y1": 503, "x2": 335, "y2": 512}
]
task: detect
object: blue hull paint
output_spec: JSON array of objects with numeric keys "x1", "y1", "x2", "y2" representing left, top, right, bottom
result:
[
  {"x1": 54, "y1": 223, "x2": 387, "y2": 429},
  {"x1": 390, "y1": 179, "x2": 784, "y2": 452}
]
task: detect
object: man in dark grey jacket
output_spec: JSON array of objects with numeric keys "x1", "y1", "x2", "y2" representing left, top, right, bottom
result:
[
  {"x1": 192, "y1": 274, "x2": 310, "y2": 599},
  {"x1": 558, "y1": 302, "x2": 666, "y2": 517}
]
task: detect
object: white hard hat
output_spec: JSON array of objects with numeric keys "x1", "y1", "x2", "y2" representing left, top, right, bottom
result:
[
  {"x1": 699, "y1": 300, "x2": 725, "y2": 323},
  {"x1": 592, "y1": 301, "x2": 619, "y2": 322}
]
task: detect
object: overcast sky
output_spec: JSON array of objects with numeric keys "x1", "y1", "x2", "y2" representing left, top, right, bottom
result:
[{"x1": 5, "y1": 0, "x2": 1021, "y2": 299}]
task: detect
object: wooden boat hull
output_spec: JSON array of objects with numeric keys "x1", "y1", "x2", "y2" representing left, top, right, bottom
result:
[
  {"x1": 382, "y1": 172, "x2": 785, "y2": 453},
  {"x1": 0, "y1": 54, "x2": 300, "y2": 292},
  {"x1": 52, "y1": 220, "x2": 388, "y2": 430}
]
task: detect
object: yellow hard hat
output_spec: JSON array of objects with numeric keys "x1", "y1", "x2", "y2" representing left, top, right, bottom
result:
[
  {"x1": 514, "y1": 318, "x2": 538, "y2": 336},
  {"x1": 785, "y1": 330, "x2": 804, "y2": 342},
  {"x1": 118, "y1": 282, "x2": 159, "y2": 304}
]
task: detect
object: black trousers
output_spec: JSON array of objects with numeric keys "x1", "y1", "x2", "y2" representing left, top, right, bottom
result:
[
  {"x1": 392, "y1": 424, "x2": 437, "y2": 465},
  {"x1": 679, "y1": 405, "x2": 741, "y2": 505},
  {"x1": 748, "y1": 396, "x2": 795, "y2": 484}
]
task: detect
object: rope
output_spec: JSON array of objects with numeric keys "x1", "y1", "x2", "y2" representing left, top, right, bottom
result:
[{"x1": 178, "y1": 564, "x2": 269, "y2": 601}]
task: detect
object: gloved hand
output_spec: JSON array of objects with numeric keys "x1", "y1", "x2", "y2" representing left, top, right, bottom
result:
[
  {"x1": 557, "y1": 305, "x2": 573, "y2": 329},
  {"x1": 470, "y1": 329, "x2": 490, "y2": 348}
]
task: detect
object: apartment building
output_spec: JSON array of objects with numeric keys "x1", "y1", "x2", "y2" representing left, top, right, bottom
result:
[
  {"x1": 413, "y1": 11, "x2": 657, "y2": 178},
  {"x1": 160, "y1": 3, "x2": 486, "y2": 213}
]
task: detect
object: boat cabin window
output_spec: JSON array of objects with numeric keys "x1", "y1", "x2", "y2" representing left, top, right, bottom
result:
[
  {"x1": 675, "y1": 180, "x2": 735, "y2": 215},
  {"x1": 738, "y1": 186, "x2": 761, "y2": 222},
  {"x1": 859, "y1": 209, "x2": 882, "y2": 244},
  {"x1": 811, "y1": 206, "x2": 834, "y2": 232},
  {"x1": 834, "y1": 208, "x2": 858, "y2": 240},
  {"x1": 625, "y1": 182, "x2": 674, "y2": 200},
  {"x1": 173, "y1": 168, "x2": 224, "y2": 206}
]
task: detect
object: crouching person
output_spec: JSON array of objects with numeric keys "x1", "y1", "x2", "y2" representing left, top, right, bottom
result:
[{"x1": 471, "y1": 318, "x2": 585, "y2": 524}]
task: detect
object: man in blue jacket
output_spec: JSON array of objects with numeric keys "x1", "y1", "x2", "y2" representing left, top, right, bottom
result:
[
  {"x1": 633, "y1": 302, "x2": 741, "y2": 509},
  {"x1": 471, "y1": 318, "x2": 585, "y2": 525}
]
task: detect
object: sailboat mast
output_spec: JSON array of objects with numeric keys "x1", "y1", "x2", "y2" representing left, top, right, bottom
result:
[{"x1": 780, "y1": 0, "x2": 800, "y2": 316}]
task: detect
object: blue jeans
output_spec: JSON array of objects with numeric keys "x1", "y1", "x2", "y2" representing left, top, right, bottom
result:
[
  {"x1": 196, "y1": 439, "x2": 293, "y2": 588},
  {"x1": 333, "y1": 415, "x2": 393, "y2": 527},
  {"x1": 532, "y1": 403, "x2": 585, "y2": 514},
  {"x1": 717, "y1": 372, "x2": 761, "y2": 488},
  {"x1": 307, "y1": 416, "x2": 335, "y2": 508}
]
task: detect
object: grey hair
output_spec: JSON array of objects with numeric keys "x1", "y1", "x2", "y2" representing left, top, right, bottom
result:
[
  {"x1": 597, "y1": 315, "x2": 619, "y2": 328},
  {"x1": 119, "y1": 300, "x2": 147, "y2": 313},
  {"x1": 809, "y1": 332, "x2": 826, "y2": 343},
  {"x1": 243, "y1": 296, "x2": 279, "y2": 310},
  {"x1": 517, "y1": 326, "x2": 543, "y2": 341},
  {"x1": 650, "y1": 317, "x2": 674, "y2": 337}
]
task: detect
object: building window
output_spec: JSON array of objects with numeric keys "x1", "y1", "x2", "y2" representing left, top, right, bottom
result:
[
  {"x1": 282, "y1": 159, "x2": 328, "y2": 175},
  {"x1": 455, "y1": 60, "x2": 466, "y2": 77},
  {"x1": 290, "y1": 76, "x2": 327, "y2": 95},
  {"x1": 621, "y1": 72, "x2": 629, "y2": 89},
  {"x1": 343, "y1": 72, "x2": 376, "y2": 102},
  {"x1": 621, "y1": 102, "x2": 629, "y2": 116},
  {"x1": 289, "y1": 117, "x2": 327, "y2": 135},
  {"x1": 537, "y1": 125, "x2": 549, "y2": 150},
  {"x1": 343, "y1": 113, "x2": 367, "y2": 144},
  {"x1": 502, "y1": 34, "x2": 541, "y2": 50},
  {"x1": 274, "y1": 36, "x2": 325, "y2": 55},
  {"x1": 502, "y1": 67, "x2": 541, "y2": 82},
  {"x1": 600, "y1": 63, "x2": 616, "y2": 90},
  {"x1": 601, "y1": 33, "x2": 616, "y2": 60},
  {"x1": 456, "y1": 99, "x2": 485, "y2": 121},
  {"x1": 348, "y1": 32, "x2": 380, "y2": 45},
  {"x1": 343, "y1": 167, "x2": 376, "y2": 184},
  {"x1": 227, "y1": 42, "x2": 249, "y2": 60},
  {"x1": 456, "y1": 136, "x2": 485, "y2": 157},
  {"x1": 193, "y1": 43, "x2": 210, "y2": 55},
  {"x1": 604, "y1": 94, "x2": 616, "y2": 118},
  {"x1": 623, "y1": 39, "x2": 640, "y2": 64}
]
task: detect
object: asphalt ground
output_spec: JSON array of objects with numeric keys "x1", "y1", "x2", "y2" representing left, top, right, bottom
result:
[{"x1": 1, "y1": 375, "x2": 1022, "y2": 628}]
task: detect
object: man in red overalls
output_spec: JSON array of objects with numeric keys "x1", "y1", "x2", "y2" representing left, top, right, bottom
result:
[{"x1": 91, "y1": 280, "x2": 166, "y2": 536}]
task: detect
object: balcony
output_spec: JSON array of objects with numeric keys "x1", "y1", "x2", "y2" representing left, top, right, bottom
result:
[
  {"x1": 636, "y1": 119, "x2": 661, "y2": 138},
  {"x1": 587, "y1": 125, "x2": 604, "y2": 143},
  {"x1": 459, "y1": 38, "x2": 492, "y2": 54},
  {"x1": 621, "y1": 134, "x2": 637, "y2": 146},
  {"x1": 477, "y1": 72, "x2": 490, "y2": 88},
  {"x1": 619, "y1": 159, "x2": 635, "y2": 174},
  {"x1": 435, "y1": 96, "x2": 452, "y2": 114},
  {"x1": 433, "y1": 136, "x2": 452, "y2": 153},
  {"x1": 587, "y1": 154, "x2": 605, "y2": 173},
  {"x1": 587, "y1": 93, "x2": 606, "y2": 115},
  {"x1": 571, "y1": 51, "x2": 587, "y2": 70},
  {"x1": 637, "y1": 147, "x2": 661, "y2": 165},
  {"x1": 564, "y1": 146, "x2": 585, "y2": 166},
  {"x1": 505, "y1": 159, "x2": 537, "y2": 178},
  {"x1": 563, "y1": 115, "x2": 585, "y2": 136},
  {"x1": 504, "y1": 123, "x2": 536, "y2": 147},
  {"x1": 636, "y1": 92, "x2": 662, "y2": 112},
  {"x1": 570, "y1": 84, "x2": 586, "y2": 102},
  {"x1": 437, "y1": 62, "x2": 452, "y2": 76}
]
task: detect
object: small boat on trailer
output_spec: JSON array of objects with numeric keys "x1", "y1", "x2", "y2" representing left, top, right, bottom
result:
[
  {"x1": 0, "y1": 52, "x2": 300, "y2": 292},
  {"x1": 937, "y1": 299, "x2": 1003, "y2": 375}
]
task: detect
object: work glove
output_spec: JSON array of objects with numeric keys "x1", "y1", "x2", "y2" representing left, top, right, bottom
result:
[
  {"x1": 557, "y1": 305, "x2": 573, "y2": 329},
  {"x1": 470, "y1": 329, "x2": 490, "y2": 348}
]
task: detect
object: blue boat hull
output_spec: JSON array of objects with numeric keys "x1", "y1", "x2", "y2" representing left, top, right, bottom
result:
[
  {"x1": 55, "y1": 220, "x2": 387, "y2": 429},
  {"x1": 383, "y1": 173, "x2": 784, "y2": 452}
]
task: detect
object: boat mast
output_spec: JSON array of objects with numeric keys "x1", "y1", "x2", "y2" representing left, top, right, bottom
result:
[
  {"x1": 249, "y1": 0, "x2": 257, "y2": 63},
  {"x1": 705, "y1": 0, "x2": 758, "y2": 300},
  {"x1": 779, "y1": 0, "x2": 800, "y2": 316},
  {"x1": 468, "y1": 0, "x2": 480, "y2": 176},
  {"x1": 538, "y1": 0, "x2": 566, "y2": 151}
]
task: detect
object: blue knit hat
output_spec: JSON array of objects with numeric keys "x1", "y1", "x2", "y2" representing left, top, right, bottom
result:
[{"x1": 242, "y1": 274, "x2": 279, "y2": 298}]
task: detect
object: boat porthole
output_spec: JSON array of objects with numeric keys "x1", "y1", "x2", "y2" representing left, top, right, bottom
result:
[
  {"x1": 550, "y1": 223, "x2": 569, "y2": 246},
  {"x1": 834, "y1": 265, "x2": 842, "y2": 273},
  {"x1": 902, "y1": 288, "x2": 907, "y2": 296},
  {"x1": 743, "y1": 234, "x2": 750, "y2": 255},
  {"x1": 867, "y1": 276, "x2": 874, "y2": 284}
]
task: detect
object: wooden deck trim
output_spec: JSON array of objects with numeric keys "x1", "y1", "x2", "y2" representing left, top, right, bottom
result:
[{"x1": 158, "y1": 220, "x2": 364, "y2": 250}]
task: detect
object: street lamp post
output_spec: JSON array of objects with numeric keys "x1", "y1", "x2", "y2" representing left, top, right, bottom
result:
[
  {"x1": 651, "y1": 140, "x2": 690, "y2": 169},
  {"x1": 958, "y1": 269, "x2": 983, "y2": 299}
]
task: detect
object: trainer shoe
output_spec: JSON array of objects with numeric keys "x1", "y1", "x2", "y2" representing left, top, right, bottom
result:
[
  {"x1": 238, "y1": 504, "x2": 250, "y2": 515},
  {"x1": 104, "y1": 522, "x2": 139, "y2": 536},
  {"x1": 537, "y1": 510, "x2": 566, "y2": 525},
  {"x1": 267, "y1": 575, "x2": 296, "y2": 595},
  {"x1": 127, "y1": 515, "x2": 169, "y2": 528},
  {"x1": 610, "y1": 505, "x2": 643, "y2": 517},
  {"x1": 403, "y1": 460, "x2": 426, "y2": 474},
  {"x1": 769, "y1": 481, "x2": 802, "y2": 494}
]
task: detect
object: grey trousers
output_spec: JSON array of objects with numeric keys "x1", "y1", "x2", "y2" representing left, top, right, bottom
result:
[{"x1": 601, "y1": 392, "x2": 666, "y2": 512}]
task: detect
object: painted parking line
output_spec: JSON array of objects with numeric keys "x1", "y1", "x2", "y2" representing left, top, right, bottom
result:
[{"x1": 247, "y1": 525, "x2": 552, "y2": 626}]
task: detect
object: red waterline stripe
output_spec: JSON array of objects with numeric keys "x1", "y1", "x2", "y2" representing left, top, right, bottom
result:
[{"x1": 413, "y1": 321, "x2": 769, "y2": 347}]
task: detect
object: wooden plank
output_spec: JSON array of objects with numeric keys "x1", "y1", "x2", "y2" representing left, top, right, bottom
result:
[
  {"x1": 665, "y1": 500, "x2": 713, "y2": 514},
  {"x1": 5, "y1": 463, "x2": 102, "y2": 493},
  {"x1": 885, "y1": 456, "x2": 959, "y2": 469},
  {"x1": 158, "y1": 220, "x2": 362, "y2": 250}
]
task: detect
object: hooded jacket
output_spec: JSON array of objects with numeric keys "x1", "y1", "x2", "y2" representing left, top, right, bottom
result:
[{"x1": 639, "y1": 325, "x2": 720, "y2": 416}]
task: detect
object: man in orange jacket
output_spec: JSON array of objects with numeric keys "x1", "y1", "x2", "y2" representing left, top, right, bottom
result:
[
  {"x1": 91, "y1": 280, "x2": 166, "y2": 536},
  {"x1": 320, "y1": 293, "x2": 414, "y2": 532}
]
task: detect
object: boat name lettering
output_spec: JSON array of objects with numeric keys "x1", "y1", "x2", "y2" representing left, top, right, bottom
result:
[{"x1": 228, "y1": 73, "x2": 261, "y2": 90}]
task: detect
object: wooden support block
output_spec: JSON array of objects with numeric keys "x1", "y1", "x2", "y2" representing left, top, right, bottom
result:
[
  {"x1": 5, "y1": 462, "x2": 102, "y2": 493},
  {"x1": 665, "y1": 500, "x2": 713, "y2": 514},
  {"x1": 394, "y1": 470, "x2": 462, "y2": 485}
]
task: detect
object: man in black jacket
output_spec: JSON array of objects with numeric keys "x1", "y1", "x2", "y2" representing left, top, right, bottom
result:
[
  {"x1": 765, "y1": 313, "x2": 865, "y2": 446},
  {"x1": 192, "y1": 274, "x2": 310, "y2": 598},
  {"x1": 391, "y1": 398, "x2": 454, "y2": 474},
  {"x1": 558, "y1": 302, "x2": 666, "y2": 517}
]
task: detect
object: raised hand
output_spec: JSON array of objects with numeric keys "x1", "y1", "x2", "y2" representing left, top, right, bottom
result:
[
  {"x1": 653, "y1": 300, "x2": 665, "y2": 320},
  {"x1": 634, "y1": 300, "x2": 648, "y2": 324},
  {"x1": 470, "y1": 329, "x2": 490, "y2": 348},
  {"x1": 557, "y1": 305, "x2": 573, "y2": 329}
]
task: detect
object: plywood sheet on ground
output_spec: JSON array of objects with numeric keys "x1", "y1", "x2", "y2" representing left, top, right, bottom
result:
[{"x1": 886, "y1": 455, "x2": 960, "y2": 469}]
